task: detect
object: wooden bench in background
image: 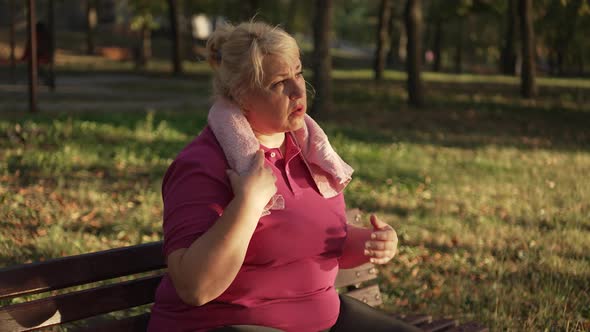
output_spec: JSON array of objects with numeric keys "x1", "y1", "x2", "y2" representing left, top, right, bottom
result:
[{"x1": 0, "y1": 210, "x2": 489, "y2": 331}]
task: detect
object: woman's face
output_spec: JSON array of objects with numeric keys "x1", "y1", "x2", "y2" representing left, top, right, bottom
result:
[{"x1": 240, "y1": 55, "x2": 307, "y2": 135}]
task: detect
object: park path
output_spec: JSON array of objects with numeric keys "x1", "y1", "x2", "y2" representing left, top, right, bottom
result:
[{"x1": 0, "y1": 73, "x2": 210, "y2": 113}]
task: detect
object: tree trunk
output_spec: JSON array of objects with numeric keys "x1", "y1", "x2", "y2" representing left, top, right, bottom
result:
[
  {"x1": 168, "y1": 0, "x2": 182, "y2": 75},
  {"x1": 27, "y1": 0, "x2": 38, "y2": 113},
  {"x1": 519, "y1": 0, "x2": 537, "y2": 98},
  {"x1": 433, "y1": 17, "x2": 442, "y2": 72},
  {"x1": 242, "y1": 0, "x2": 259, "y2": 20},
  {"x1": 86, "y1": 0, "x2": 97, "y2": 55},
  {"x1": 454, "y1": 17, "x2": 463, "y2": 74},
  {"x1": 374, "y1": 0, "x2": 392, "y2": 81},
  {"x1": 578, "y1": 46, "x2": 584, "y2": 77},
  {"x1": 500, "y1": 0, "x2": 517, "y2": 75},
  {"x1": 311, "y1": 0, "x2": 333, "y2": 115},
  {"x1": 9, "y1": 0, "x2": 16, "y2": 83},
  {"x1": 556, "y1": 49, "x2": 564, "y2": 75},
  {"x1": 404, "y1": 0, "x2": 423, "y2": 107},
  {"x1": 138, "y1": 23, "x2": 152, "y2": 68},
  {"x1": 386, "y1": 10, "x2": 397, "y2": 68},
  {"x1": 47, "y1": 0, "x2": 56, "y2": 91},
  {"x1": 285, "y1": 0, "x2": 298, "y2": 34},
  {"x1": 554, "y1": 0, "x2": 583, "y2": 76},
  {"x1": 398, "y1": 22, "x2": 407, "y2": 64}
]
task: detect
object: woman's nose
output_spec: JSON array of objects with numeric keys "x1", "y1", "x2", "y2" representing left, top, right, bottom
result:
[{"x1": 289, "y1": 82, "x2": 305, "y2": 100}]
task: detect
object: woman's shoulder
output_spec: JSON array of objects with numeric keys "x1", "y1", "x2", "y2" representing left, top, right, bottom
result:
[
  {"x1": 167, "y1": 126, "x2": 229, "y2": 178},
  {"x1": 179, "y1": 126, "x2": 226, "y2": 163}
]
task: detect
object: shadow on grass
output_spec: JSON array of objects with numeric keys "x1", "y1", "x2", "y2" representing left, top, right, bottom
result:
[
  {"x1": 322, "y1": 79, "x2": 590, "y2": 152},
  {"x1": 499, "y1": 265, "x2": 590, "y2": 298}
]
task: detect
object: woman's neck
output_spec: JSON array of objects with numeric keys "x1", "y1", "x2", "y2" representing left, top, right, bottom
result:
[{"x1": 254, "y1": 131, "x2": 286, "y2": 154}]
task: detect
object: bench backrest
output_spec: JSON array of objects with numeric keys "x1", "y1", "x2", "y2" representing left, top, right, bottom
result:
[
  {"x1": 0, "y1": 242, "x2": 165, "y2": 331},
  {"x1": 0, "y1": 241, "x2": 380, "y2": 332}
]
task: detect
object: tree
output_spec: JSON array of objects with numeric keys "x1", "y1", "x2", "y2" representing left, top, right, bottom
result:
[
  {"x1": 519, "y1": 0, "x2": 537, "y2": 98},
  {"x1": 432, "y1": 14, "x2": 443, "y2": 72},
  {"x1": 374, "y1": 0, "x2": 393, "y2": 81},
  {"x1": 385, "y1": 6, "x2": 400, "y2": 68},
  {"x1": 425, "y1": 0, "x2": 472, "y2": 73},
  {"x1": 129, "y1": 0, "x2": 166, "y2": 69},
  {"x1": 500, "y1": 0, "x2": 518, "y2": 75},
  {"x1": 540, "y1": 0, "x2": 586, "y2": 75},
  {"x1": 86, "y1": 0, "x2": 97, "y2": 55},
  {"x1": 285, "y1": 0, "x2": 298, "y2": 34},
  {"x1": 242, "y1": 0, "x2": 260, "y2": 20},
  {"x1": 404, "y1": 0, "x2": 424, "y2": 107},
  {"x1": 425, "y1": 0, "x2": 449, "y2": 72},
  {"x1": 9, "y1": 0, "x2": 16, "y2": 83},
  {"x1": 167, "y1": 0, "x2": 182, "y2": 75},
  {"x1": 26, "y1": 0, "x2": 38, "y2": 113},
  {"x1": 311, "y1": 0, "x2": 334, "y2": 115},
  {"x1": 454, "y1": 16, "x2": 464, "y2": 74},
  {"x1": 47, "y1": 0, "x2": 56, "y2": 90}
]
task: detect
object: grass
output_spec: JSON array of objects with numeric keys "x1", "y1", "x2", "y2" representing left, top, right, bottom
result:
[{"x1": 1, "y1": 47, "x2": 590, "y2": 330}]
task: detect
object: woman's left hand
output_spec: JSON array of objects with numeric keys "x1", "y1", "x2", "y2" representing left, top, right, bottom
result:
[{"x1": 364, "y1": 214, "x2": 398, "y2": 264}]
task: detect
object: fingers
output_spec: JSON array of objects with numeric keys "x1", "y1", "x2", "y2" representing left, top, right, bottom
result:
[
  {"x1": 364, "y1": 240, "x2": 397, "y2": 258},
  {"x1": 364, "y1": 248, "x2": 397, "y2": 264},
  {"x1": 370, "y1": 228, "x2": 397, "y2": 241},
  {"x1": 364, "y1": 248, "x2": 395, "y2": 258},
  {"x1": 365, "y1": 240, "x2": 396, "y2": 251},
  {"x1": 253, "y1": 149, "x2": 265, "y2": 168},
  {"x1": 226, "y1": 169, "x2": 239, "y2": 184},
  {"x1": 364, "y1": 244, "x2": 398, "y2": 264},
  {"x1": 370, "y1": 214, "x2": 389, "y2": 230},
  {"x1": 370, "y1": 256, "x2": 395, "y2": 265},
  {"x1": 365, "y1": 220, "x2": 398, "y2": 264}
]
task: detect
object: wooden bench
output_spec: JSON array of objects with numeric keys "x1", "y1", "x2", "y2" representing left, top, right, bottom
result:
[
  {"x1": 0, "y1": 241, "x2": 488, "y2": 332},
  {"x1": 0, "y1": 210, "x2": 489, "y2": 332}
]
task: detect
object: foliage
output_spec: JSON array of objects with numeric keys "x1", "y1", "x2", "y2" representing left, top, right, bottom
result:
[{"x1": 128, "y1": 0, "x2": 168, "y2": 31}]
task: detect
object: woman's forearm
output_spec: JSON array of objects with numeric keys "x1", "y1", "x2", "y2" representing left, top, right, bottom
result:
[
  {"x1": 338, "y1": 225, "x2": 372, "y2": 269},
  {"x1": 168, "y1": 194, "x2": 264, "y2": 306}
]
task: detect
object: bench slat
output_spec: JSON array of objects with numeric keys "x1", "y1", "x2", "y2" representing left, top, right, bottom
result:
[
  {"x1": 0, "y1": 274, "x2": 162, "y2": 332},
  {"x1": 419, "y1": 318, "x2": 458, "y2": 332},
  {"x1": 446, "y1": 322, "x2": 490, "y2": 332},
  {"x1": 396, "y1": 314, "x2": 432, "y2": 325},
  {"x1": 77, "y1": 313, "x2": 151, "y2": 332},
  {"x1": 335, "y1": 263, "x2": 378, "y2": 288},
  {"x1": 0, "y1": 242, "x2": 165, "y2": 300},
  {"x1": 342, "y1": 284, "x2": 383, "y2": 307}
]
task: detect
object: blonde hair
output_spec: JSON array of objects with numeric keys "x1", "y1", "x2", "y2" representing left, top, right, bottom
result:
[{"x1": 206, "y1": 21, "x2": 300, "y2": 103}]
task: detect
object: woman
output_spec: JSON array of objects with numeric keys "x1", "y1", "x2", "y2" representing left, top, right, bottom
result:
[{"x1": 148, "y1": 21, "x2": 420, "y2": 332}]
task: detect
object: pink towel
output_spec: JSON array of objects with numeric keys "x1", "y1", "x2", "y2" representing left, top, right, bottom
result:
[{"x1": 208, "y1": 98, "x2": 353, "y2": 215}]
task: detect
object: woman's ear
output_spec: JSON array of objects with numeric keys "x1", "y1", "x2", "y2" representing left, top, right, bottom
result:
[
  {"x1": 235, "y1": 95, "x2": 250, "y2": 115},
  {"x1": 236, "y1": 99, "x2": 248, "y2": 115}
]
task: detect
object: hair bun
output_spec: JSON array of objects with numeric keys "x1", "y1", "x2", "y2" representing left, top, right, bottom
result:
[{"x1": 206, "y1": 24, "x2": 235, "y2": 69}]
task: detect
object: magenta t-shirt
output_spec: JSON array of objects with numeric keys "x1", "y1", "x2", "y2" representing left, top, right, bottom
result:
[{"x1": 148, "y1": 126, "x2": 348, "y2": 332}]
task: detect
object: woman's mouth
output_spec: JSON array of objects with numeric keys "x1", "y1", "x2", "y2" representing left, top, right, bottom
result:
[{"x1": 291, "y1": 104, "x2": 305, "y2": 116}]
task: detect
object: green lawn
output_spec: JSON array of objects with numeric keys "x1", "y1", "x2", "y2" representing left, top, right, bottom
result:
[{"x1": 1, "y1": 66, "x2": 589, "y2": 331}]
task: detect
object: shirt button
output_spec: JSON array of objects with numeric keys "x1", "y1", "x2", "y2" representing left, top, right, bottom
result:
[{"x1": 270, "y1": 152, "x2": 276, "y2": 158}]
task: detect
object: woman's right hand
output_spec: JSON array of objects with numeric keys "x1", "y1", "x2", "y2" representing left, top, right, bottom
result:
[{"x1": 226, "y1": 149, "x2": 277, "y2": 211}]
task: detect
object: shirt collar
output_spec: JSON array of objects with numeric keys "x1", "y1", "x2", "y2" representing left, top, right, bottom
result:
[{"x1": 259, "y1": 132, "x2": 302, "y2": 162}]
